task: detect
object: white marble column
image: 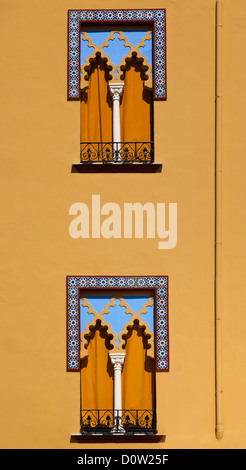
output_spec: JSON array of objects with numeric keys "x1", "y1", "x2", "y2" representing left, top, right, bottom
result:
[
  {"x1": 109, "y1": 352, "x2": 126, "y2": 433},
  {"x1": 108, "y1": 83, "x2": 124, "y2": 162}
]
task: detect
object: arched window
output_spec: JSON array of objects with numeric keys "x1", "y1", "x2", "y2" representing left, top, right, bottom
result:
[
  {"x1": 79, "y1": 292, "x2": 156, "y2": 435},
  {"x1": 67, "y1": 275, "x2": 169, "y2": 442},
  {"x1": 120, "y1": 56, "x2": 153, "y2": 145},
  {"x1": 122, "y1": 322, "x2": 155, "y2": 412},
  {"x1": 79, "y1": 28, "x2": 154, "y2": 165},
  {"x1": 80, "y1": 56, "x2": 113, "y2": 146},
  {"x1": 80, "y1": 322, "x2": 114, "y2": 412}
]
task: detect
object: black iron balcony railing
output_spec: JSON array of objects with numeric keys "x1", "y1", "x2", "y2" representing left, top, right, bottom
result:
[
  {"x1": 80, "y1": 142, "x2": 154, "y2": 164},
  {"x1": 80, "y1": 409, "x2": 156, "y2": 435}
]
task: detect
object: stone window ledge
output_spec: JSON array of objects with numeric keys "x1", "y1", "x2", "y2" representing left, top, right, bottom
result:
[
  {"x1": 71, "y1": 163, "x2": 162, "y2": 174},
  {"x1": 70, "y1": 433, "x2": 165, "y2": 443}
]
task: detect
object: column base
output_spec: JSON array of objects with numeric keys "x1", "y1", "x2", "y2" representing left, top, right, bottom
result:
[
  {"x1": 111, "y1": 426, "x2": 125, "y2": 434},
  {"x1": 111, "y1": 414, "x2": 126, "y2": 434}
]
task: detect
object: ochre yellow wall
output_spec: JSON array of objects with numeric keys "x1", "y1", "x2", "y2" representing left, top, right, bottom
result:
[{"x1": 0, "y1": 0, "x2": 246, "y2": 449}]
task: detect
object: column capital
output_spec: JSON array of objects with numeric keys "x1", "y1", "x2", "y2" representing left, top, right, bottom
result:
[
  {"x1": 109, "y1": 352, "x2": 126, "y2": 370},
  {"x1": 108, "y1": 82, "x2": 124, "y2": 101}
]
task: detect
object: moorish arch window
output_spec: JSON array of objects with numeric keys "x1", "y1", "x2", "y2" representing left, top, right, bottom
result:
[
  {"x1": 68, "y1": 9, "x2": 166, "y2": 173},
  {"x1": 80, "y1": 27, "x2": 153, "y2": 165},
  {"x1": 67, "y1": 276, "x2": 169, "y2": 438}
]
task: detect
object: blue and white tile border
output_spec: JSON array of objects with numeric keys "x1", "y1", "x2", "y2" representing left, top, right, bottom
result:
[
  {"x1": 66, "y1": 275, "x2": 169, "y2": 372},
  {"x1": 67, "y1": 9, "x2": 167, "y2": 101}
]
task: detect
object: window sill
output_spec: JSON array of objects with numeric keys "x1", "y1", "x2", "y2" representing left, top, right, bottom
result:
[
  {"x1": 71, "y1": 163, "x2": 162, "y2": 173},
  {"x1": 70, "y1": 433, "x2": 165, "y2": 443}
]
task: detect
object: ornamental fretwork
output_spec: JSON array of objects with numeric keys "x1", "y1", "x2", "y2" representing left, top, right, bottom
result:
[
  {"x1": 80, "y1": 409, "x2": 156, "y2": 435},
  {"x1": 80, "y1": 141, "x2": 154, "y2": 164}
]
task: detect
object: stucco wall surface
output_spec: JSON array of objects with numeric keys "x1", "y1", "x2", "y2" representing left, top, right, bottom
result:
[{"x1": 0, "y1": 0, "x2": 245, "y2": 449}]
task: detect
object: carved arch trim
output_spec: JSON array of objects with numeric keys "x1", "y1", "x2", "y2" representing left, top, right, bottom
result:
[
  {"x1": 80, "y1": 30, "x2": 153, "y2": 90},
  {"x1": 80, "y1": 296, "x2": 155, "y2": 359}
]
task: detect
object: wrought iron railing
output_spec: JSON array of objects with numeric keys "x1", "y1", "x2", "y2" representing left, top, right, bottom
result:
[
  {"x1": 80, "y1": 409, "x2": 156, "y2": 435},
  {"x1": 80, "y1": 142, "x2": 154, "y2": 164}
]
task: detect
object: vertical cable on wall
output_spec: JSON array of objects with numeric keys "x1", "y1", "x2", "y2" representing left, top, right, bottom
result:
[{"x1": 215, "y1": 0, "x2": 223, "y2": 440}]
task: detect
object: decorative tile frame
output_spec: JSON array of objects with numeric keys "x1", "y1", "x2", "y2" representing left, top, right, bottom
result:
[
  {"x1": 67, "y1": 9, "x2": 167, "y2": 101},
  {"x1": 66, "y1": 275, "x2": 169, "y2": 372}
]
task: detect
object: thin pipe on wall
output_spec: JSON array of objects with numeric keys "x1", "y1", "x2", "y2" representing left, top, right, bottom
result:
[{"x1": 215, "y1": 0, "x2": 223, "y2": 440}]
